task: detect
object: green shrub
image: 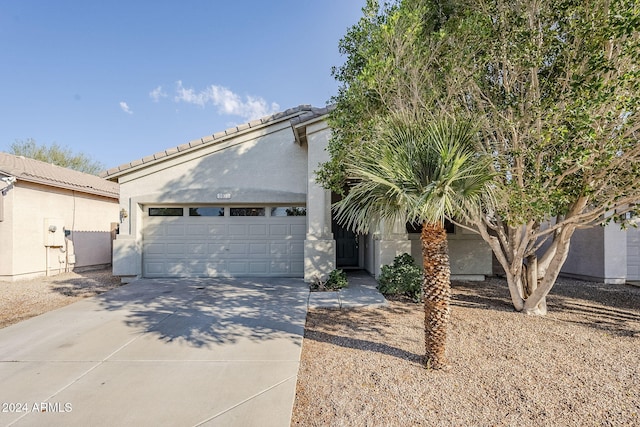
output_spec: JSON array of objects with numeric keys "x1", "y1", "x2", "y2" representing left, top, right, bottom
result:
[
  {"x1": 310, "y1": 269, "x2": 348, "y2": 291},
  {"x1": 378, "y1": 253, "x2": 423, "y2": 302}
]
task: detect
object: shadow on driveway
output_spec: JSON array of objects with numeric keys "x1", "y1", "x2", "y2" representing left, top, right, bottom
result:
[{"x1": 93, "y1": 277, "x2": 310, "y2": 348}]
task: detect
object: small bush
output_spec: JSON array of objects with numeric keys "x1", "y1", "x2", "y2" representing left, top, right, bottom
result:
[
  {"x1": 378, "y1": 253, "x2": 423, "y2": 302},
  {"x1": 310, "y1": 269, "x2": 348, "y2": 291}
]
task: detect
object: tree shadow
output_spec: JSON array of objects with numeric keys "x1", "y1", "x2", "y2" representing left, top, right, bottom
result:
[
  {"x1": 303, "y1": 304, "x2": 424, "y2": 365},
  {"x1": 93, "y1": 277, "x2": 310, "y2": 348},
  {"x1": 48, "y1": 272, "x2": 122, "y2": 297},
  {"x1": 451, "y1": 278, "x2": 515, "y2": 312},
  {"x1": 547, "y1": 280, "x2": 640, "y2": 337},
  {"x1": 451, "y1": 277, "x2": 640, "y2": 337}
]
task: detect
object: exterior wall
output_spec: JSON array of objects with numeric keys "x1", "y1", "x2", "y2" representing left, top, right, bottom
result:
[
  {"x1": 409, "y1": 225, "x2": 492, "y2": 280},
  {"x1": 0, "y1": 180, "x2": 15, "y2": 278},
  {"x1": 114, "y1": 122, "x2": 310, "y2": 279},
  {"x1": 303, "y1": 121, "x2": 335, "y2": 281},
  {"x1": 561, "y1": 224, "x2": 626, "y2": 284},
  {"x1": 562, "y1": 223, "x2": 636, "y2": 284},
  {"x1": 0, "y1": 181, "x2": 118, "y2": 281},
  {"x1": 372, "y1": 219, "x2": 412, "y2": 278},
  {"x1": 627, "y1": 227, "x2": 640, "y2": 281}
]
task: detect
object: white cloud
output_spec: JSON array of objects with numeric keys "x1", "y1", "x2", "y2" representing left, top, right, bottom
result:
[
  {"x1": 149, "y1": 86, "x2": 167, "y2": 102},
  {"x1": 173, "y1": 80, "x2": 279, "y2": 122},
  {"x1": 119, "y1": 101, "x2": 133, "y2": 115}
]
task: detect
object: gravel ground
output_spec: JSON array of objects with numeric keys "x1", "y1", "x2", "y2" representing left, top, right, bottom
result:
[
  {"x1": 1, "y1": 271, "x2": 638, "y2": 425},
  {"x1": 292, "y1": 277, "x2": 640, "y2": 426},
  {"x1": 0, "y1": 269, "x2": 122, "y2": 329}
]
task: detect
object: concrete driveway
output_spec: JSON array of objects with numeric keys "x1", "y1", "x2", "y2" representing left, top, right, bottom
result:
[{"x1": 0, "y1": 278, "x2": 309, "y2": 427}]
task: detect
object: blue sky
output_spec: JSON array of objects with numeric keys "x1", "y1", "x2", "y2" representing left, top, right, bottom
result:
[{"x1": 0, "y1": 1, "x2": 365, "y2": 170}]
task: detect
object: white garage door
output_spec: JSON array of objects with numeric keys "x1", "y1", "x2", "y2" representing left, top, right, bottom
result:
[{"x1": 142, "y1": 206, "x2": 306, "y2": 278}]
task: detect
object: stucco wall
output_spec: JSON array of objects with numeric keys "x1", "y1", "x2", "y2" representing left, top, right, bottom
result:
[
  {"x1": 627, "y1": 227, "x2": 640, "y2": 281},
  {"x1": 409, "y1": 225, "x2": 492, "y2": 280},
  {"x1": 561, "y1": 224, "x2": 628, "y2": 283},
  {"x1": 0, "y1": 184, "x2": 15, "y2": 278},
  {"x1": 114, "y1": 122, "x2": 310, "y2": 278},
  {"x1": 0, "y1": 182, "x2": 118, "y2": 281}
]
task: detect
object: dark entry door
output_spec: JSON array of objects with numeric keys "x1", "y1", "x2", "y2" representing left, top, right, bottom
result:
[{"x1": 333, "y1": 220, "x2": 359, "y2": 267}]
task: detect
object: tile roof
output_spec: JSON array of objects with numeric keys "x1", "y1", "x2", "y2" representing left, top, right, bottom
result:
[
  {"x1": 100, "y1": 104, "x2": 333, "y2": 179},
  {"x1": 0, "y1": 152, "x2": 119, "y2": 199}
]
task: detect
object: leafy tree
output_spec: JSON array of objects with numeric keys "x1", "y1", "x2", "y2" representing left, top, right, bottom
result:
[
  {"x1": 321, "y1": 0, "x2": 640, "y2": 315},
  {"x1": 9, "y1": 139, "x2": 104, "y2": 175},
  {"x1": 333, "y1": 114, "x2": 495, "y2": 369}
]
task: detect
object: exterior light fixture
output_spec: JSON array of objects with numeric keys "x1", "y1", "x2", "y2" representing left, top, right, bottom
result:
[{"x1": 120, "y1": 208, "x2": 128, "y2": 223}]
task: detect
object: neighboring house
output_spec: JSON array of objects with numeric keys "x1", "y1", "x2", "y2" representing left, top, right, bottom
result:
[
  {"x1": 560, "y1": 222, "x2": 640, "y2": 284},
  {"x1": 102, "y1": 105, "x2": 492, "y2": 283},
  {"x1": 0, "y1": 152, "x2": 119, "y2": 281}
]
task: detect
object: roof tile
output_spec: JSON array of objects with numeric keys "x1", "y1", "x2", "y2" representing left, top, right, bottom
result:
[
  {"x1": 101, "y1": 104, "x2": 331, "y2": 179},
  {"x1": 0, "y1": 152, "x2": 119, "y2": 198}
]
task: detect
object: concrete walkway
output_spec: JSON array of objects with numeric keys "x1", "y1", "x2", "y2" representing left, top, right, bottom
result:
[
  {"x1": 308, "y1": 270, "x2": 388, "y2": 309},
  {"x1": 0, "y1": 278, "x2": 309, "y2": 427},
  {"x1": 0, "y1": 273, "x2": 386, "y2": 427}
]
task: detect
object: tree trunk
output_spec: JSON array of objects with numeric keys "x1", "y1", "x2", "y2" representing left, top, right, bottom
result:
[
  {"x1": 494, "y1": 225, "x2": 576, "y2": 315},
  {"x1": 421, "y1": 222, "x2": 451, "y2": 370}
]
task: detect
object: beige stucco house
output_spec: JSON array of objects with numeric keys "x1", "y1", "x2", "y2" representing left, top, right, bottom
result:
[
  {"x1": 0, "y1": 152, "x2": 119, "y2": 281},
  {"x1": 102, "y1": 105, "x2": 492, "y2": 283}
]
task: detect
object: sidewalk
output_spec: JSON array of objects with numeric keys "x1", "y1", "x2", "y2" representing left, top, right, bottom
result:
[{"x1": 307, "y1": 270, "x2": 388, "y2": 309}]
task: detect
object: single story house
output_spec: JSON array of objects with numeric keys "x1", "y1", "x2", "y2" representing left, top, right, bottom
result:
[
  {"x1": 0, "y1": 152, "x2": 120, "y2": 281},
  {"x1": 102, "y1": 105, "x2": 492, "y2": 283}
]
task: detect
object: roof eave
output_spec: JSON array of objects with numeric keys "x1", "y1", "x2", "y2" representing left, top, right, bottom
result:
[{"x1": 15, "y1": 175, "x2": 119, "y2": 199}]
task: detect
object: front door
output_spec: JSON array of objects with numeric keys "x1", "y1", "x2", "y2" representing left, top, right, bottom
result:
[{"x1": 333, "y1": 220, "x2": 359, "y2": 267}]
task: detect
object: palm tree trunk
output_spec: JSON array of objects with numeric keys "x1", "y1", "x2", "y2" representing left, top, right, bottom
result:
[{"x1": 421, "y1": 222, "x2": 451, "y2": 370}]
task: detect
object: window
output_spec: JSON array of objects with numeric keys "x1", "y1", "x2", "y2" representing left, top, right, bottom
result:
[
  {"x1": 230, "y1": 207, "x2": 265, "y2": 217},
  {"x1": 149, "y1": 207, "x2": 183, "y2": 216},
  {"x1": 271, "y1": 207, "x2": 306, "y2": 217},
  {"x1": 189, "y1": 207, "x2": 224, "y2": 217}
]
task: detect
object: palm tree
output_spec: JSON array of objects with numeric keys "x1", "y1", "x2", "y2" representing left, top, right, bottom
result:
[{"x1": 333, "y1": 114, "x2": 494, "y2": 370}]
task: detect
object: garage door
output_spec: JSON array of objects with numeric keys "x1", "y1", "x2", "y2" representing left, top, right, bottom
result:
[{"x1": 142, "y1": 206, "x2": 306, "y2": 278}]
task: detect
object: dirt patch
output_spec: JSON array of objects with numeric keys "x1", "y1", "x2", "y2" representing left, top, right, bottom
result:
[
  {"x1": 0, "y1": 269, "x2": 122, "y2": 329},
  {"x1": 292, "y1": 277, "x2": 640, "y2": 426}
]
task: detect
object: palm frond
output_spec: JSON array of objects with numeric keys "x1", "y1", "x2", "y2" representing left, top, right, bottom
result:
[{"x1": 334, "y1": 113, "x2": 495, "y2": 232}]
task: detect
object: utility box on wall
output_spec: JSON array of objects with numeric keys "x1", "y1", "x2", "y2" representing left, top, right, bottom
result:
[{"x1": 44, "y1": 218, "x2": 65, "y2": 247}]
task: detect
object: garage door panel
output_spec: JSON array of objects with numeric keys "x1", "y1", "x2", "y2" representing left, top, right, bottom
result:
[
  {"x1": 291, "y1": 261, "x2": 304, "y2": 274},
  {"x1": 167, "y1": 244, "x2": 184, "y2": 255},
  {"x1": 291, "y1": 224, "x2": 306, "y2": 236},
  {"x1": 187, "y1": 243, "x2": 207, "y2": 256},
  {"x1": 208, "y1": 224, "x2": 227, "y2": 236},
  {"x1": 270, "y1": 262, "x2": 290, "y2": 274},
  {"x1": 249, "y1": 224, "x2": 267, "y2": 236},
  {"x1": 250, "y1": 243, "x2": 267, "y2": 254},
  {"x1": 229, "y1": 225, "x2": 247, "y2": 236},
  {"x1": 166, "y1": 225, "x2": 186, "y2": 236},
  {"x1": 145, "y1": 225, "x2": 165, "y2": 237},
  {"x1": 186, "y1": 225, "x2": 208, "y2": 236},
  {"x1": 166, "y1": 262, "x2": 188, "y2": 275},
  {"x1": 228, "y1": 243, "x2": 248, "y2": 255},
  {"x1": 270, "y1": 242, "x2": 288, "y2": 255},
  {"x1": 146, "y1": 263, "x2": 164, "y2": 275},
  {"x1": 145, "y1": 243, "x2": 166, "y2": 255},
  {"x1": 187, "y1": 262, "x2": 207, "y2": 275},
  {"x1": 143, "y1": 210, "x2": 305, "y2": 277},
  {"x1": 228, "y1": 261, "x2": 249, "y2": 274},
  {"x1": 207, "y1": 243, "x2": 227, "y2": 255},
  {"x1": 269, "y1": 224, "x2": 288, "y2": 236},
  {"x1": 291, "y1": 241, "x2": 304, "y2": 253}
]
